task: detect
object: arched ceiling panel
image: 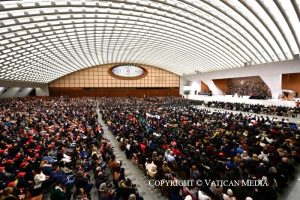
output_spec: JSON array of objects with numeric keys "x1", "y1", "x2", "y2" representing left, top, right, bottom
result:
[{"x1": 0, "y1": 0, "x2": 299, "y2": 83}]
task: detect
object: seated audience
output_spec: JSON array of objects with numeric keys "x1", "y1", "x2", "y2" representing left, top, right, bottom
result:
[
  {"x1": 0, "y1": 96, "x2": 299, "y2": 200},
  {"x1": 99, "y1": 97, "x2": 300, "y2": 200}
]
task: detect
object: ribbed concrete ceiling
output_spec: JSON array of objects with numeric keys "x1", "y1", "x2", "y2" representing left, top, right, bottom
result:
[{"x1": 0, "y1": 0, "x2": 299, "y2": 83}]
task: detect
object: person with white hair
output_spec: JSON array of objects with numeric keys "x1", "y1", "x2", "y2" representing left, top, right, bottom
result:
[
  {"x1": 198, "y1": 190, "x2": 211, "y2": 200},
  {"x1": 145, "y1": 159, "x2": 157, "y2": 178},
  {"x1": 128, "y1": 194, "x2": 136, "y2": 200},
  {"x1": 222, "y1": 189, "x2": 237, "y2": 200},
  {"x1": 241, "y1": 151, "x2": 250, "y2": 160},
  {"x1": 184, "y1": 194, "x2": 193, "y2": 200}
]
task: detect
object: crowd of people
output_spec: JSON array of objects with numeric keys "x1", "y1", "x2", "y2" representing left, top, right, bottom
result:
[
  {"x1": 100, "y1": 97, "x2": 300, "y2": 200},
  {"x1": 227, "y1": 79, "x2": 272, "y2": 99},
  {"x1": 0, "y1": 96, "x2": 300, "y2": 200},
  {"x1": 0, "y1": 97, "x2": 143, "y2": 200},
  {"x1": 196, "y1": 101, "x2": 300, "y2": 117}
]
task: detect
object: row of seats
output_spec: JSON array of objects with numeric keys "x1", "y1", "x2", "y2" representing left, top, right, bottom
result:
[{"x1": 198, "y1": 100, "x2": 300, "y2": 117}]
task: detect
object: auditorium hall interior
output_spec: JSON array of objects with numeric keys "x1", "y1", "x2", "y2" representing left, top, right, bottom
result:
[{"x1": 1, "y1": 0, "x2": 300, "y2": 200}]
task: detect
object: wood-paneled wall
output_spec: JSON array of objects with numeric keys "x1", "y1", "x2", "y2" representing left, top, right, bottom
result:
[
  {"x1": 200, "y1": 81, "x2": 210, "y2": 92},
  {"x1": 213, "y1": 79, "x2": 228, "y2": 94},
  {"x1": 49, "y1": 87, "x2": 180, "y2": 97},
  {"x1": 49, "y1": 64, "x2": 179, "y2": 88},
  {"x1": 282, "y1": 73, "x2": 300, "y2": 97}
]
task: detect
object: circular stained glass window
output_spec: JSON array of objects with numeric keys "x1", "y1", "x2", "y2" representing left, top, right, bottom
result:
[{"x1": 109, "y1": 64, "x2": 147, "y2": 79}]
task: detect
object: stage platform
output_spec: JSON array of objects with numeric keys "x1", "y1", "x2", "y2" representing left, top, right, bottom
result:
[{"x1": 188, "y1": 95, "x2": 300, "y2": 107}]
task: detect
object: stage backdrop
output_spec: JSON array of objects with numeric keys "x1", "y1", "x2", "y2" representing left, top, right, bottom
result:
[
  {"x1": 49, "y1": 63, "x2": 180, "y2": 97},
  {"x1": 213, "y1": 76, "x2": 271, "y2": 97}
]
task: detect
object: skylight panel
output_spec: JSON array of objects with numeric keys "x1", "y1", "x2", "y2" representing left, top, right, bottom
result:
[
  {"x1": 0, "y1": 29, "x2": 7, "y2": 34},
  {"x1": 53, "y1": 0, "x2": 68, "y2": 6},
  {"x1": 33, "y1": 32, "x2": 43, "y2": 37},
  {"x1": 22, "y1": 44, "x2": 31, "y2": 49},
  {"x1": 0, "y1": 54, "x2": 8, "y2": 59},
  {"x1": 51, "y1": 25, "x2": 64, "y2": 30},
  {"x1": 37, "y1": 1, "x2": 52, "y2": 6},
  {"x1": 14, "y1": 54, "x2": 22, "y2": 58},
  {"x1": 28, "y1": 29, "x2": 39, "y2": 34},
  {"x1": 12, "y1": 44, "x2": 21, "y2": 51},
  {"x1": 27, "y1": 9, "x2": 41, "y2": 15},
  {"x1": 8, "y1": 26, "x2": 22, "y2": 32},
  {"x1": 47, "y1": 34, "x2": 59, "y2": 39},
  {"x1": 51, "y1": 40, "x2": 62, "y2": 45},
  {"x1": 6, "y1": 43, "x2": 16, "y2": 48},
  {"x1": 44, "y1": 43, "x2": 52, "y2": 47},
  {"x1": 3, "y1": 3, "x2": 18, "y2": 9},
  {"x1": 0, "y1": 12, "x2": 8, "y2": 19},
  {"x1": 26, "y1": 47, "x2": 35, "y2": 51},
  {"x1": 3, "y1": 19, "x2": 16, "y2": 26},
  {"x1": 46, "y1": 15, "x2": 58, "y2": 20},
  {"x1": 27, "y1": 39, "x2": 36, "y2": 43},
  {"x1": 41, "y1": 27, "x2": 52, "y2": 32},
  {"x1": 4, "y1": 32, "x2": 15, "y2": 38},
  {"x1": 17, "y1": 30, "x2": 28, "y2": 36},
  {"x1": 49, "y1": 37, "x2": 59, "y2": 42},
  {"x1": 18, "y1": 49, "x2": 26, "y2": 54},
  {"x1": 16, "y1": 18, "x2": 30, "y2": 25},
  {"x1": 23, "y1": 23, "x2": 36, "y2": 29},
  {"x1": 43, "y1": 32, "x2": 52, "y2": 36},
  {"x1": 0, "y1": 39, "x2": 10, "y2": 45},
  {"x1": 5, "y1": 56, "x2": 13, "y2": 60},
  {"x1": 22, "y1": 2, "x2": 36, "y2": 8},
  {"x1": 32, "y1": 16, "x2": 45, "y2": 22}
]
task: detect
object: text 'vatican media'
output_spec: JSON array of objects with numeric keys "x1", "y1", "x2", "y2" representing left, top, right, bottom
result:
[{"x1": 149, "y1": 179, "x2": 269, "y2": 187}]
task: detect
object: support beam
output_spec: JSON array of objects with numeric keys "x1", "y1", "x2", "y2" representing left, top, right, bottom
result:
[
  {"x1": 201, "y1": 79, "x2": 223, "y2": 95},
  {"x1": 260, "y1": 74, "x2": 282, "y2": 99},
  {"x1": 179, "y1": 77, "x2": 188, "y2": 96},
  {"x1": 36, "y1": 86, "x2": 49, "y2": 96},
  {"x1": 15, "y1": 88, "x2": 33, "y2": 97},
  {"x1": 0, "y1": 87, "x2": 6, "y2": 95},
  {"x1": 0, "y1": 87, "x2": 21, "y2": 98}
]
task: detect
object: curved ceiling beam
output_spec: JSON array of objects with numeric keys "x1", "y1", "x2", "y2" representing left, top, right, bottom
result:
[
  {"x1": 218, "y1": 0, "x2": 279, "y2": 61},
  {"x1": 255, "y1": 0, "x2": 293, "y2": 58},
  {"x1": 0, "y1": 0, "x2": 298, "y2": 83},
  {"x1": 274, "y1": 0, "x2": 300, "y2": 53},
  {"x1": 0, "y1": 19, "x2": 244, "y2": 71},
  {"x1": 0, "y1": 2, "x2": 259, "y2": 64},
  {"x1": 1, "y1": 25, "x2": 237, "y2": 71},
  {"x1": 0, "y1": 9, "x2": 249, "y2": 66},
  {"x1": 0, "y1": 16, "x2": 245, "y2": 68}
]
